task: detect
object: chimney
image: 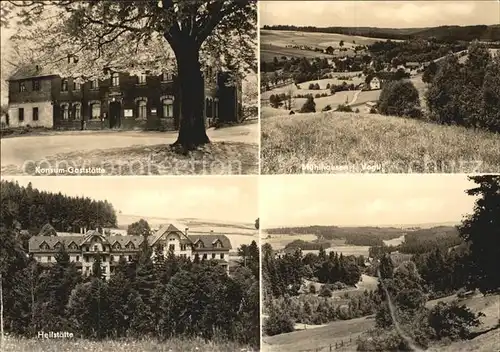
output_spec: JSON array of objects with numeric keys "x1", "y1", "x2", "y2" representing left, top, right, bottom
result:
[{"x1": 185, "y1": 227, "x2": 189, "y2": 236}]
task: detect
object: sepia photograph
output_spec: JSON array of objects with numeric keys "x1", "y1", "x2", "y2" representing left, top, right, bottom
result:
[
  {"x1": 260, "y1": 1, "x2": 500, "y2": 174},
  {"x1": 0, "y1": 176, "x2": 260, "y2": 351},
  {"x1": 260, "y1": 174, "x2": 500, "y2": 351},
  {"x1": 0, "y1": 0, "x2": 258, "y2": 175}
]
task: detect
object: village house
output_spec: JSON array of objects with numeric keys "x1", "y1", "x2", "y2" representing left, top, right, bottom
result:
[
  {"x1": 365, "y1": 76, "x2": 381, "y2": 90},
  {"x1": 6, "y1": 61, "x2": 242, "y2": 131},
  {"x1": 28, "y1": 224, "x2": 232, "y2": 280}
]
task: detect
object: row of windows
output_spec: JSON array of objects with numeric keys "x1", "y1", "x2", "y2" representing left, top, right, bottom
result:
[
  {"x1": 45, "y1": 253, "x2": 225, "y2": 263},
  {"x1": 18, "y1": 72, "x2": 175, "y2": 93},
  {"x1": 58, "y1": 99, "x2": 174, "y2": 120},
  {"x1": 17, "y1": 107, "x2": 38, "y2": 122}
]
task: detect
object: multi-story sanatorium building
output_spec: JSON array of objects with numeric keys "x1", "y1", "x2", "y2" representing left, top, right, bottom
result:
[
  {"x1": 7, "y1": 62, "x2": 242, "y2": 131},
  {"x1": 28, "y1": 224, "x2": 232, "y2": 280}
]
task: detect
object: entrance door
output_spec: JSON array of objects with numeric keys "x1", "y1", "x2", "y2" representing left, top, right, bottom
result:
[{"x1": 109, "y1": 102, "x2": 121, "y2": 128}]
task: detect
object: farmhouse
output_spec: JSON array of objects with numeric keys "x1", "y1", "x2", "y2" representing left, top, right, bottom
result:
[
  {"x1": 7, "y1": 62, "x2": 242, "y2": 131},
  {"x1": 28, "y1": 224, "x2": 232, "y2": 279},
  {"x1": 366, "y1": 76, "x2": 381, "y2": 90}
]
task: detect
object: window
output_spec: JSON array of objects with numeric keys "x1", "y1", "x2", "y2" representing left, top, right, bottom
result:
[
  {"x1": 48, "y1": 256, "x2": 52, "y2": 262},
  {"x1": 61, "y1": 79, "x2": 68, "y2": 92},
  {"x1": 203, "y1": 253, "x2": 207, "y2": 260},
  {"x1": 111, "y1": 73, "x2": 119, "y2": 87},
  {"x1": 162, "y1": 72, "x2": 173, "y2": 81},
  {"x1": 90, "y1": 79, "x2": 99, "y2": 90},
  {"x1": 197, "y1": 241, "x2": 204, "y2": 248},
  {"x1": 18, "y1": 108, "x2": 24, "y2": 122},
  {"x1": 221, "y1": 253, "x2": 225, "y2": 259},
  {"x1": 40, "y1": 242, "x2": 49, "y2": 250},
  {"x1": 205, "y1": 98, "x2": 213, "y2": 118},
  {"x1": 128, "y1": 255, "x2": 132, "y2": 262},
  {"x1": 113, "y1": 242, "x2": 121, "y2": 250},
  {"x1": 73, "y1": 81, "x2": 81, "y2": 91},
  {"x1": 54, "y1": 242, "x2": 62, "y2": 250},
  {"x1": 169, "y1": 244, "x2": 175, "y2": 252},
  {"x1": 74, "y1": 104, "x2": 81, "y2": 120},
  {"x1": 102, "y1": 267, "x2": 106, "y2": 274},
  {"x1": 90, "y1": 102, "x2": 101, "y2": 119},
  {"x1": 138, "y1": 100, "x2": 147, "y2": 119},
  {"x1": 61, "y1": 104, "x2": 69, "y2": 120},
  {"x1": 102, "y1": 256, "x2": 106, "y2": 262},
  {"x1": 94, "y1": 245, "x2": 98, "y2": 252},
  {"x1": 180, "y1": 244, "x2": 187, "y2": 251},
  {"x1": 19, "y1": 82, "x2": 26, "y2": 92},
  {"x1": 85, "y1": 246, "x2": 89, "y2": 252},
  {"x1": 212, "y1": 253, "x2": 216, "y2": 259},
  {"x1": 138, "y1": 73, "x2": 147, "y2": 84},
  {"x1": 85, "y1": 257, "x2": 89, "y2": 262},
  {"x1": 32, "y1": 107, "x2": 39, "y2": 121},
  {"x1": 126, "y1": 242, "x2": 135, "y2": 249},
  {"x1": 76, "y1": 255, "x2": 79, "y2": 262},
  {"x1": 162, "y1": 99, "x2": 174, "y2": 118},
  {"x1": 32, "y1": 80, "x2": 40, "y2": 91}
]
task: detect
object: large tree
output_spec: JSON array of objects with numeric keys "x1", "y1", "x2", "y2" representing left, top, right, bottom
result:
[{"x1": 2, "y1": 0, "x2": 257, "y2": 150}]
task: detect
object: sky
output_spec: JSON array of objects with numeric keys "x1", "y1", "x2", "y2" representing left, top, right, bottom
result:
[
  {"x1": 260, "y1": 175, "x2": 479, "y2": 228},
  {"x1": 260, "y1": 1, "x2": 500, "y2": 28},
  {"x1": 1, "y1": 176, "x2": 258, "y2": 224}
]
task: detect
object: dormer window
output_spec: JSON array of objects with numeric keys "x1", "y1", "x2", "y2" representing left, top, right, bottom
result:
[
  {"x1": 19, "y1": 82, "x2": 27, "y2": 92},
  {"x1": 111, "y1": 73, "x2": 119, "y2": 87},
  {"x1": 197, "y1": 241, "x2": 204, "y2": 248},
  {"x1": 73, "y1": 81, "x2": 81, "y2": 91},
  {"x1": 40, "y1": 242, "x2": 50, "y2": 250},
  {"x1": 69, "y1": 242, "x2": 78, "y2": 250},
  {"x1": 138, "y1": 73, "x2": 147, "y2": 84},
  {"x1": 54, "y1": 242, "x2": 63, "y2": 250},
  {"x1": 32, "y1": 80, "x2": 41, "y2": 91},
  {"x1": 126, "y1": 242, "x2": 135, "y2": 249},
  {"x1": 113, "y1": 242, "x2": 122, "y2": 250}
]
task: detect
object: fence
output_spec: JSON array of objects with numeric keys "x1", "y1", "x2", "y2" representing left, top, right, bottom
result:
[{"x1": 297, "y1": 335, "x2": 363, "y2": 352}]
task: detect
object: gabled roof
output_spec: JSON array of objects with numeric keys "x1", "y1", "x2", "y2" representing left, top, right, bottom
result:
[
  {"x1": 149, "y1": 223, "x2": 188, "y2": 246},
  {"x1": 8, "y1": 64, "x2": 56, "y2": 81},
  {"x1": 187, "y1": 234, "x2": 232, "y2": 250}
]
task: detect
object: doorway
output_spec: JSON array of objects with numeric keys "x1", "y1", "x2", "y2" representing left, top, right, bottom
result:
[{"x1": 109, "y1": 101, "x2": 121, "y2": 128}]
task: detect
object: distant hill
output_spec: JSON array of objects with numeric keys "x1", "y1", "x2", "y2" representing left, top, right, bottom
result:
[{"x1": 262, "y1": 25, "x2": 500, "y2": 42}]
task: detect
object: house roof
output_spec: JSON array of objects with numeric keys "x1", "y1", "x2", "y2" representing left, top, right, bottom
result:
[
  {"x1": 188, "y1": 234, "x2": 232, "y2": 250},
  {"x1": 8, "y1": 64, "x2": 56, "y2": 81}
]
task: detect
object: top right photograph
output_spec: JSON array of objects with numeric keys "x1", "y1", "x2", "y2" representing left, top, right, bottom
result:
[{"x1": 260, "y1": 0, "x2": 500, "y2": 174}]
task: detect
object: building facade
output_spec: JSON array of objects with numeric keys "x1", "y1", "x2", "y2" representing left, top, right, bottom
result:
[
  {"x1": 7, "y1": 64, "x2": 242, "y2": 131},
  {"x1": 28, "y1": 224, "x2": 232, "y2": 280}
]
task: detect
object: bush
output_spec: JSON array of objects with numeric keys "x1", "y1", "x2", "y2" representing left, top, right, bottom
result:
[
  {"x1": 263, "y1": 309, "x2": 294, "y2": 336},
  {"x1": 369, "y1": 107, "x2": 377, "y2": 114},
  {"x1": 300, "y1": 96, "x2": 316, "y2": 113},
  {"x1": 331, "y1": 281, "x2": 348, "y2": 290},
  {"x1": 378, "y1": 80, "x2": 422, "y2": 118},
  {"x1": 355, "y1": 108, "x2": 360, "y2": 113},
  {"x1": 428, "y1": 301, "x2": 482, "y2": 341},
  {"x1": 318, "y1": 285, "x2": 332, "y2": 297},
  {"x1": 322, "y1": 105, "x2": 332, "y2": 112},
  {"x1": 336, "y1": 104, "x2": 353, "y2": 113}
]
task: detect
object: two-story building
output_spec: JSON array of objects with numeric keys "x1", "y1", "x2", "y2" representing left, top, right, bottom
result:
[
  {"x1": 28, "y1": 224, "x2": 232, "y2": 280},
  {"x1": 7, "y1": 63, "x2": 243, "y2": 131}
]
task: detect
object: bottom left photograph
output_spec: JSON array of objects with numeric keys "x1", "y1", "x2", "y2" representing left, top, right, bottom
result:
[{"x1": 0, "y1": 176, "x2": 260, "y2": 352}]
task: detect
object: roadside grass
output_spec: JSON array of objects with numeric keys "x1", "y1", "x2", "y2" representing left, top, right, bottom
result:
[
  {"x1": 261, "y1": 112, "x2": 500, "y2": 174},
  {"x1": 1, "y1": 336, "x2": 254, "y2": 352},
  {"x1": 1, "y1": 141, "x2": 258, "y2": 175}
]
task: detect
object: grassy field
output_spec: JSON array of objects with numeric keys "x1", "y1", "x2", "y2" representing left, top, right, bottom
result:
[
  {"x1": 1, "y1": 337, "x2": 254, "y2": 352},
  {"x1": 261, "y1": 111, "x2": 500, "y2": 174},
  {"x1": 260, "y1": 30, "x2": 388, "y2": 62}
]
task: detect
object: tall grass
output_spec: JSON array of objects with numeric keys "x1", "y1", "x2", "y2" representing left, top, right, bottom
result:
[
  {"x1": 2, "y1": 336, "x2": 256, "y2": 352},
  {"x1": 261, "y1": 112, "x2": 500, "y2": 174}
]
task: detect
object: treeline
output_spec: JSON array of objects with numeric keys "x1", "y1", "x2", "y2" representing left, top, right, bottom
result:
[
  {"x1": 262, "y1": 244, "x2": 362, "y2": 299},
  {"x1": 426, "y1": 42, "x2": 500, "y2": 133},
  {"x1": 266, "y1": 225, "x2": 403, "y2": 245},
  {"x1": 284, "y1": 239, "x2": 330, "y2": 251},
  {"x1": 368, "y1": 39, "x2": 466, "y2": 65},
  {"x1": 0, "y1": 228, "x2": 260, "y2": 348},
  {"x1": 262, "y1": 24, "x2": 500, "y2": 42},
  {"x1": 0, "y1": 180, "x2": 117, "y2": 235},
  {"x1": 399, "y1": 227, "x2": 463, "y2": 254},
  {"x1": 265, "y1": 291, "x2": 380, "y2": 335}
]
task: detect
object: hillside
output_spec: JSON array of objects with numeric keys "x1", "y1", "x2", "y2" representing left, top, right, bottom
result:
[
  {"x1": 261, "y1": 112, "x2": 500, "y2": 174},
  {"x1": 262, "y1": 25, "x2": 500, "y2": 42},
  {"x1": 263, "y1": 293, "x2": 499, "y2": 352}
]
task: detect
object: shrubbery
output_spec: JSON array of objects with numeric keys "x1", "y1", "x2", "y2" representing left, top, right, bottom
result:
[
  {"x1": 428, "y1": 301, "x2": 482, "y2": 340},
  {"x1": 263, "y1": 309, "x2": 294, "y2": 336},
  {"x1": 378, "y1": 80, "x2": 422, "y2": 118},
  {"x1": 300, "y1": 96, "x2": 316, "y2": 113},
  {"x1": 336, "y1": 104, "x2": 353, "y2": 112}
]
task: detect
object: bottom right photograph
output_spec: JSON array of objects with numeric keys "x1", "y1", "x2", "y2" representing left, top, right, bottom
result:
[{"x1": 260, "y1": 174, "x2": 499, "y2": 352}]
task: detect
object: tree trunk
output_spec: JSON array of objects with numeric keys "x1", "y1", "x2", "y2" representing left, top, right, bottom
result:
[{"x1": 171, "y1": 44, "x2": 210, "y2": 151}]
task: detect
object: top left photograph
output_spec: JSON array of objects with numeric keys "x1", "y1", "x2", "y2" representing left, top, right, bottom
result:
[{"x1": 0, "y1": 0, "x2": 258, "y2": 176}]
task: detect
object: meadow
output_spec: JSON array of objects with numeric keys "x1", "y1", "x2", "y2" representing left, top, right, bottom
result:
[
  {"x1": 1, "y1": 337, "x2": 254, "y2": 352},
  {"x1": 261, "y1": 111, "x2": 500, "y2": 174}
]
